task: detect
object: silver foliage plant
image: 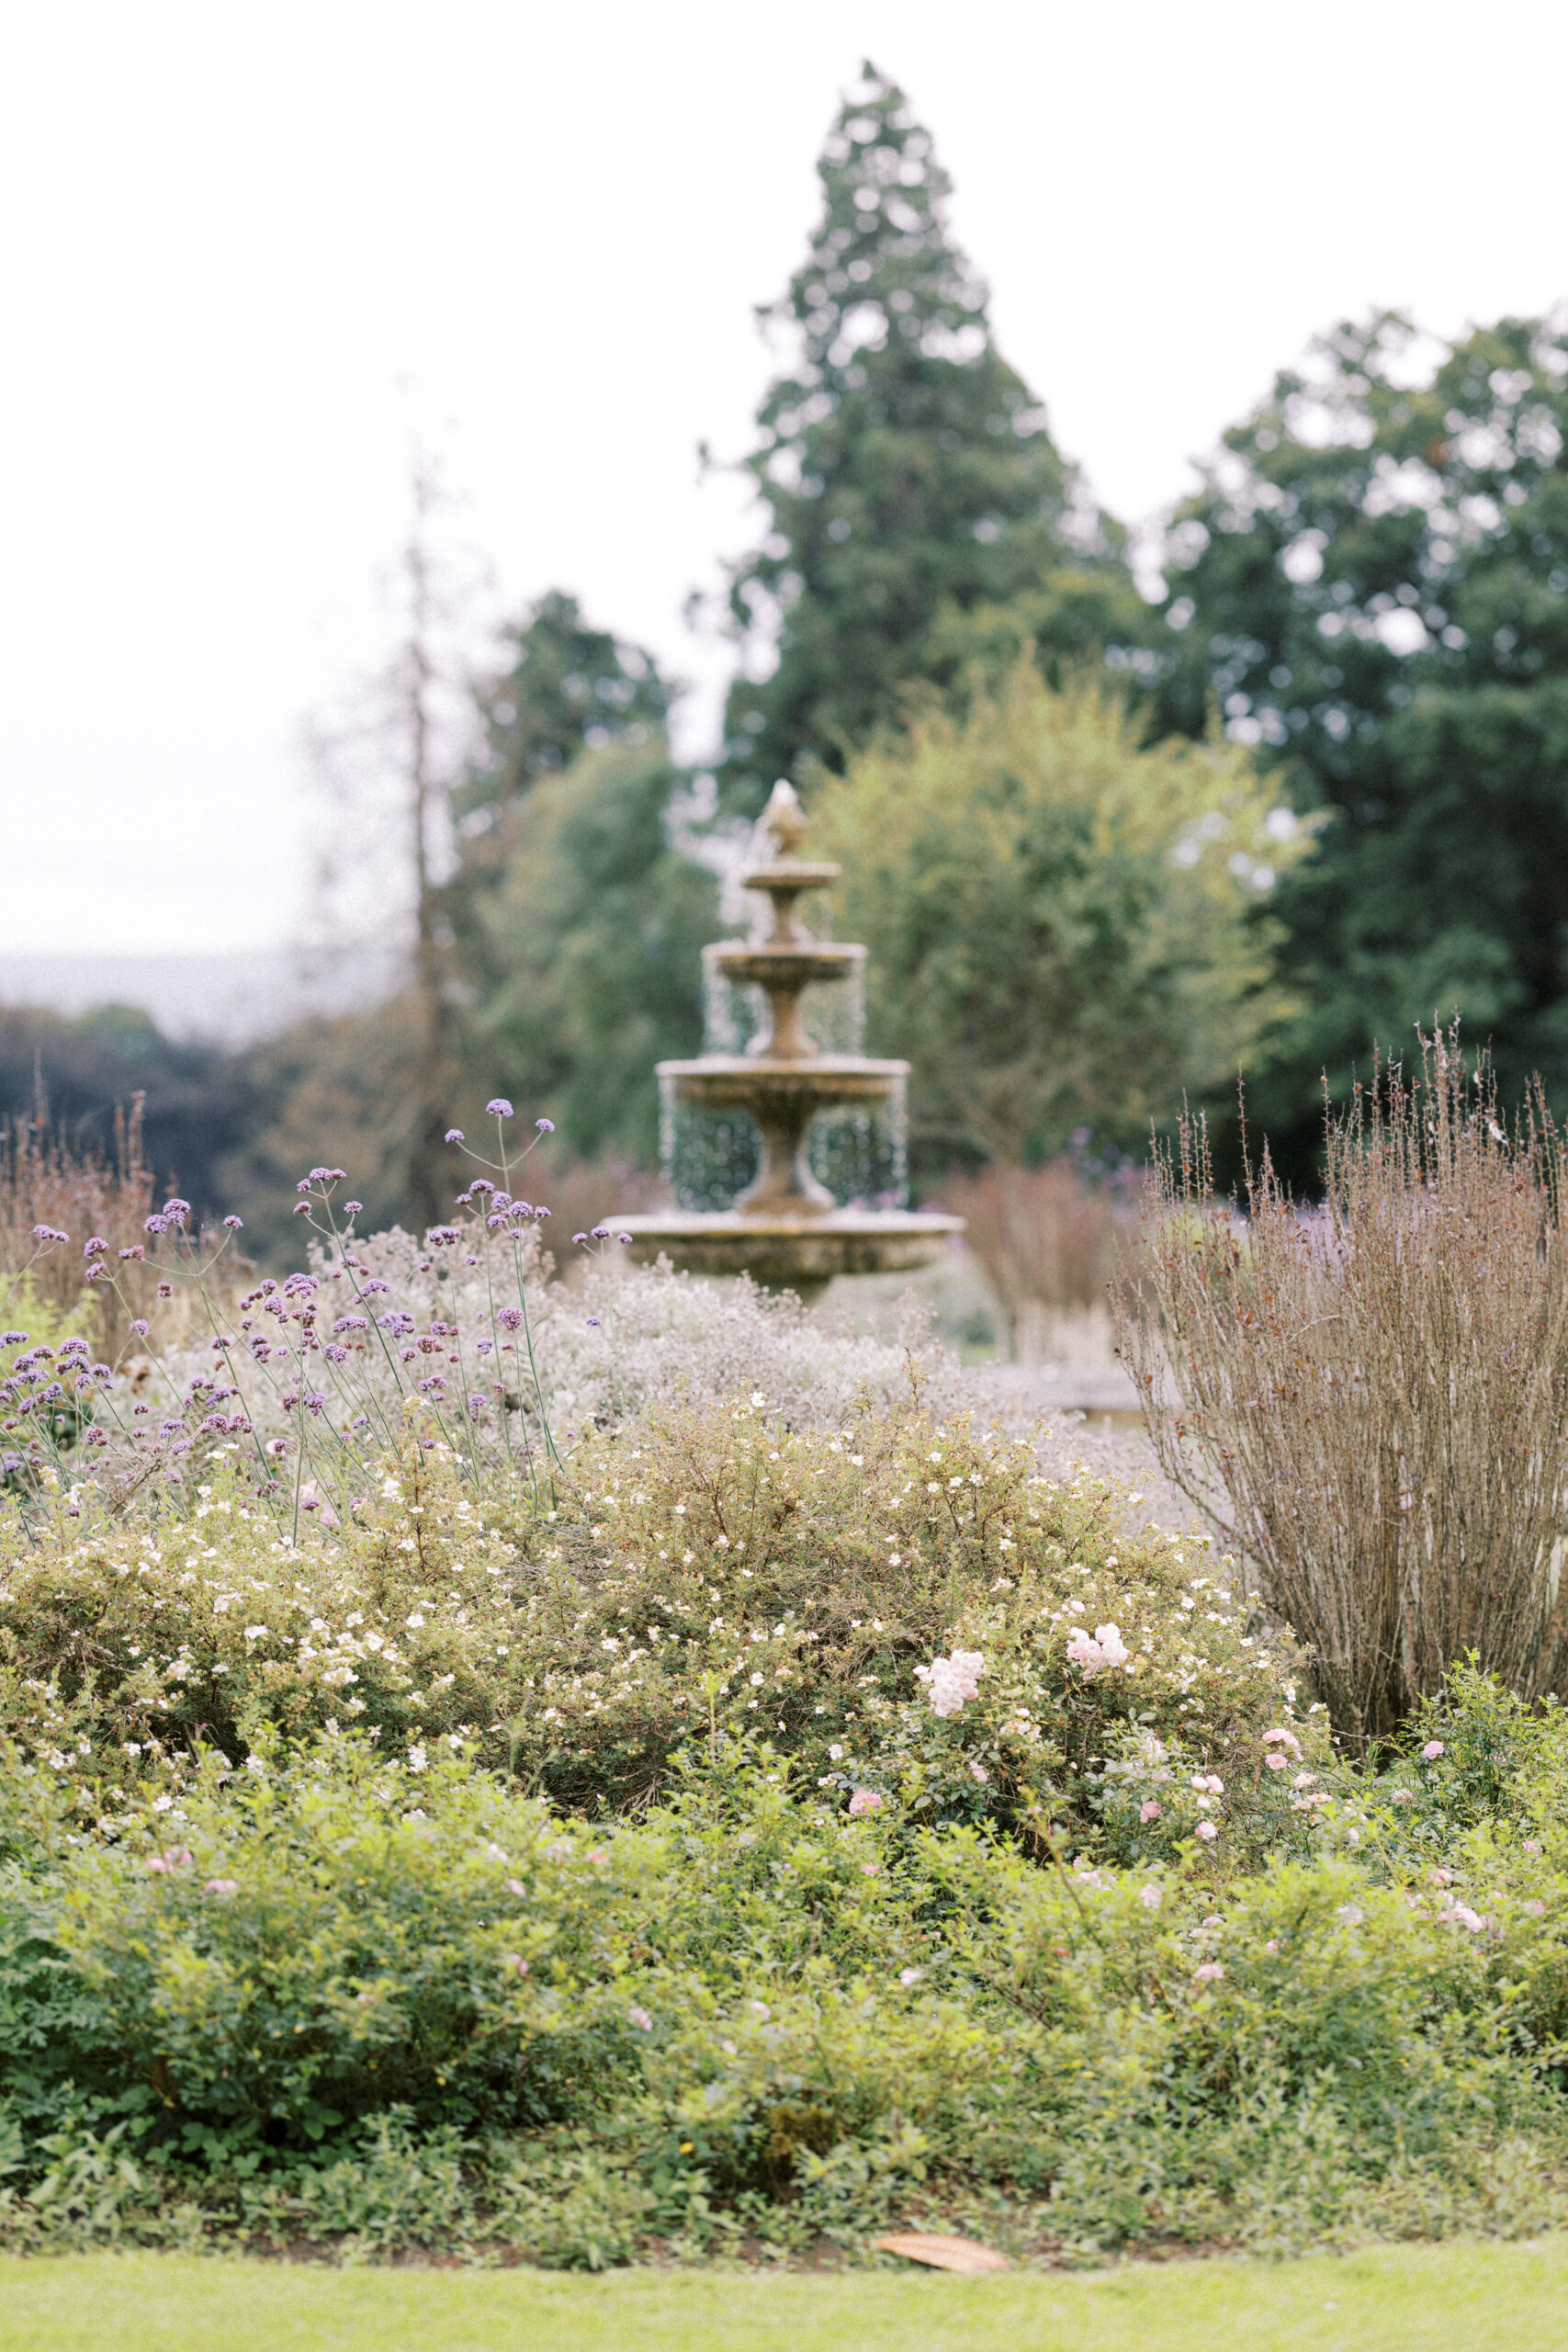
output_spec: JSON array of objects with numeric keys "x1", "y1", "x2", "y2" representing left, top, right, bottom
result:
[{"x1": 130, "y1": 1214, "x2": 976, "y2": 1514}]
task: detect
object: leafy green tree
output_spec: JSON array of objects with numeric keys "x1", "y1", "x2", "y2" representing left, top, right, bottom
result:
[
  {"x1": 811, "y1": 663, "x2": 1313, "y2": 1172},
  {"x1": 449, "y1": 591, "x2": 681, "y2": 1023},
  {"x1": 722, "y1": 62, "x2": 1139, "y2": 794},
  {"x1": 220, "y1": 998, "x2": 434, "y2": 1261},
  {"x1": 1153, "y1": 311, "x2": 1568, "y2": 1168},
  {"x1": 479, "y1": 742, "x2": 717, "y2": 1163},
  {"x1": 457, "y1": 590, "x2": 674, "y2": 829}
]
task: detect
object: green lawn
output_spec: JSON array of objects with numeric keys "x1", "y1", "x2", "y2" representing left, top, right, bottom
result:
[{"x1": 4, "y1": 2241, "x2": 1568, "y2": 2352}]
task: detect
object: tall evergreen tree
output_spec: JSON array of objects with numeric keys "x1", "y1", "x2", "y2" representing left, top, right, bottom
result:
[
  {"x1": 1152, "y1": 312, "x2": 1568, "y2": 1176},
  {"x1": 723, "y1": 62, "x2": 1135, "y2": 793}
]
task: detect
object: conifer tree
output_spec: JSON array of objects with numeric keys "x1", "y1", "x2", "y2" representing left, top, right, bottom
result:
[{"x1": 722, "y1": 62, "x2": 1133, "y2": 792}]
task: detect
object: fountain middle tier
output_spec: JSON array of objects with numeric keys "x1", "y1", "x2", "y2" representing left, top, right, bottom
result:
[
  {"x1": 707, "y1": 940, "x2": 864, "y2": 1061},
  {"x1": 659, "y1": 1052, "x2": 906, "y2": 1215}
]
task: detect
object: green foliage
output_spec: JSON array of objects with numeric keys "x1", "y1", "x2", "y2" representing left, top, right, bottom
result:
[
  {"x1": 1153, "y1": 311, "x2": 1568, "y2": 1172},
  {"x1": 216, "y1": 999, "x2": 435, "y2": 1261},
  {"x1": 461, "y1": 591, "x2": 675, "y2": 820},
  {"x1": 478, "y1": 744, "x2": 717, "y2": 1162},
  {"x1": 0, "y1": 1402, "x2": 1301, "y2": 1856},
  {"x1": 497, "y1": 1397, "x2": 1302, "y2": 1836},
  {"x1": 811, "y1": 665, "x2": 1314, "y2": 1167},
  {"x1": 3, "y1": 1717, "x2": 1567, "y2": 2261},
  {"x1": 722, "y1": 64, "x2": 1137, "y2": 794}
]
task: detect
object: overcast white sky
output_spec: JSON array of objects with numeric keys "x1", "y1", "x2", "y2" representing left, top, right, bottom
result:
[{"x1": 4, "y1": 0, "x2": 1567, "y2": 956}]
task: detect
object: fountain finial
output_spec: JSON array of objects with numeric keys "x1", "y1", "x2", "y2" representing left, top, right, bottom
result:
[{"x1": 761, "y1": 777, "x2": 810, "y2": 859}]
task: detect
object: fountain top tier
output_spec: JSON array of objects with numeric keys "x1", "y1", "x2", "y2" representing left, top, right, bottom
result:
[{"x1": 615, "y1": 781, "x2": 961, "y2": 1298}]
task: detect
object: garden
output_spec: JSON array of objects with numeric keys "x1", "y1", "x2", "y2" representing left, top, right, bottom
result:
[
  {"x1": 8, "y1": 42, "x2": 1568, "y2": 2351},
  {"x1": 6, "y1": 1043, "x2": 1568, "y2": 2345}
]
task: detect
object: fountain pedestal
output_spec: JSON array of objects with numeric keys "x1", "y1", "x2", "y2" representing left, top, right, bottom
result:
[{"x1": 615, "y1": 783, "x2": 961, "y2": 1302}]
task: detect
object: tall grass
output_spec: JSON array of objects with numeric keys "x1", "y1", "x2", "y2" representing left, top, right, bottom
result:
[
  {"x1": 935, "y1": 1156, "x2": 1138, "y2": 1360},
  {"x1": 1121, "y1": 1030, "x2": 1568, "y2": 1747}
]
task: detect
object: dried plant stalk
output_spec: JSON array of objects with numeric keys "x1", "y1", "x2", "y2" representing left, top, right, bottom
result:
[
  {"x1": 0, "y1": 1102, "x2": 220, "y2": 1356},
  {"x1": 1118, "y1": 1031, "x2": 1568, "y2": 1746},
  {"x1": 936, "y1": 1159, "x2": 1140, "y2": 1359}
]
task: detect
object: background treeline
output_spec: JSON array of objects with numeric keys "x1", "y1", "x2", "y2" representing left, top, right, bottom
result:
[{"x1": 9, "y1": 62, "x2": 1568, "y2": 1252}]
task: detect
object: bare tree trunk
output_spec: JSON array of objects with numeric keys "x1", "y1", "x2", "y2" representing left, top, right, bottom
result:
[{"x1": 402, "y1": 463, "x2": 455, "y2": 1234}]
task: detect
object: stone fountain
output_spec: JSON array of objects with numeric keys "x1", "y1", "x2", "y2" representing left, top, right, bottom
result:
[{"x1": 615, "y1": 782, "x2": 962, "y2": 1302}]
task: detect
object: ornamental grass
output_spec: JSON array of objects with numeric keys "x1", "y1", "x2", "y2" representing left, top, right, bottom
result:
[{"x1": 1121, "y1": 1027, "x2": 1568, "y2": 1748}]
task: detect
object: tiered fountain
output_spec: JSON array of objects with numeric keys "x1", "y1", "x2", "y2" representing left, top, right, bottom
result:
[{"x1": 615, "y1": 782, "x2": 962, "y2": 1303}]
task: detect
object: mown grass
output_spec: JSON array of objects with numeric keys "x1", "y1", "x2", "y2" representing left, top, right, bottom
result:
[{"x1": 6, "y1": 2241, "x2": 1568, "y2": 2352}]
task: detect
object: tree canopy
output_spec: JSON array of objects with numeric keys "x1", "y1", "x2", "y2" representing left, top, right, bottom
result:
[
  {"x1": 478, "y1": 741, "x2": 717, "y2": 1162},
  {"x1": 457, "y1": 590, "x2": 674, "y2": 835},
  {"x1": 811, "y1": 662, "x2": 1313, "y2": 1173},
  {"x1": 722, "y1": 62, "x2": 1135, "y2": 796},
  {"x1": 1152, "y1": 311, "x2": 1568, "y2": 1165}
]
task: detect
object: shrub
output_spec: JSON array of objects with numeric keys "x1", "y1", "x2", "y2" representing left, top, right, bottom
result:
[
  {"x1": 812, "y1": 663, "x2": 1313, "y2": 1170},
  {"x1": 1121, "y1": 1030, "x2": 1568, "y2": 1747},
  {"x1": 2, "y1": 1728, "x2": 1566, "y2": 2259},
  {"x1": 932, "y1": 1155, "x2": 1140, "y2": 1360},
  {"x1": 49, "y1": 1159, "x2": 979, "y2": 1511},
  {"x1": 0, "y1": 1398, "x2": 1308, "y2": 1863}
]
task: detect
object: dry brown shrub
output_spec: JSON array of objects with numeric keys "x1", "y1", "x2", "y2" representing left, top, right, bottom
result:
[
  {"x1": 1, "y1": 1102, "x2": 230, "y2": 1357},
  {"x1": 532, "y1": 1152, "x2": 669, "y2": 1273},
  {"x1": 935, "y1": 1158, "x2": 1139, "y2": 1359},
  {"x1": 1118, "y1": 1031, "x2": 1568, "y2": 1746}
]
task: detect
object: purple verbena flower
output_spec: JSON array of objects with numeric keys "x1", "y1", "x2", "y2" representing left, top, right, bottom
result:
[
  {"x1": 535, "y1": 1117, "x2": 555, "y2": 1133},
  {"x1": 223, "y1": 1215, "x2": 243, "y2": 1230},
  {"x1": 486, "y1": 1098, "x2": 514, "y2": 1119},
  {"x1": 446, "y1": 1129, "x2": 465, "y2": 1144}
]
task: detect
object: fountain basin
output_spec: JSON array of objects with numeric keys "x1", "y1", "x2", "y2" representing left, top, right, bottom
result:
[
  {"x1": 709, "y1": 943, "x2": 864, "y2": 994},
  {"x1": 615, "y1": 1205, "x2": 963, "y2": 1299},
  {"x1": 661, "y1": 1054, "x2": 906, "y2": 1108}
]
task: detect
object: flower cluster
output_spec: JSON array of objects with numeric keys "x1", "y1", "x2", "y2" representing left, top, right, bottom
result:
[
  {"x1": 914, "y1": 1648, "x2": 984, "y2": 1717},
  {"x1": 1066, "y1": 1621, "x2": 1130, "y2": 1677}
]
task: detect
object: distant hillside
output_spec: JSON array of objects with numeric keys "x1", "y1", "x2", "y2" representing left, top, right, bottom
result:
[{"x1": 0, "y1": 948, "x2": 402, "y2": 1047}]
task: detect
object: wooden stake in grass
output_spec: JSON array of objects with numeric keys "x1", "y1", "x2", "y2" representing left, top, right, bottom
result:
[{"x1": 874, "y1": 2233, "x2": 1010, "y2": 2274}]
